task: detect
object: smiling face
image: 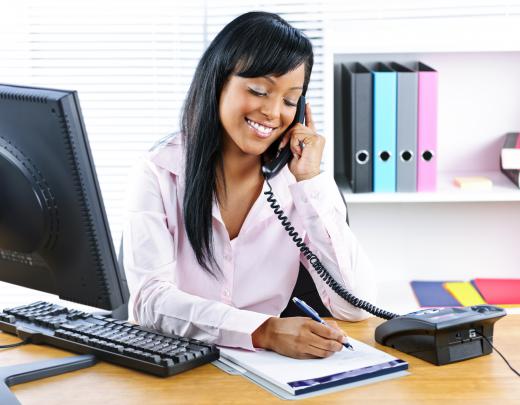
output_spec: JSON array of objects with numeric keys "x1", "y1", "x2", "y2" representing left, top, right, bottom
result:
[{"x1": 218, "y1": 63, "x2": 305, "y2": 157}]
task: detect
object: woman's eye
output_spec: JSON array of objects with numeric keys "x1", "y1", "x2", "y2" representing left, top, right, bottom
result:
[
  {"x1": 248, "y1": 88, "x2": 266, "y2": 96},
  {"x1": 248, "y1": 88, "x2": 296, "y2": 107}
]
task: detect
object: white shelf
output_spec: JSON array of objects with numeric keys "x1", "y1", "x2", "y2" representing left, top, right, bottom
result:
[{"x1": 340, "y1": 171, "x2": 520, "y2": 203}]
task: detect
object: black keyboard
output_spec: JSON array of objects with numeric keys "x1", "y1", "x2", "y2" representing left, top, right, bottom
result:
[{"x1": 0, "y1": 301, "x2": 219, "y2": 377}]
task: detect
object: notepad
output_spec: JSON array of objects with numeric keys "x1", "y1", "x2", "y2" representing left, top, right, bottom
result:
[
  {"x1": 444, "y1": 282, "x2": 486, "y2": 306},
  {"x1": 410, "y1": 281, "x2": 461, "y2": 307},
  {"x1": 217, "y1": 337, "x2": 408, "y2": 398}
]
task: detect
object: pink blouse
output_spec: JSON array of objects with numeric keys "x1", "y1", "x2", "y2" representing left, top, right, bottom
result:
[{"x1": 123, "y1": 133, "x2": 377, "y2": 350}]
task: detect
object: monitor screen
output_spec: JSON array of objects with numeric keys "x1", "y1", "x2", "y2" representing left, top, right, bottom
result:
[{"x1": 0, "y1": 83, "x2": 129, "y2": 311}]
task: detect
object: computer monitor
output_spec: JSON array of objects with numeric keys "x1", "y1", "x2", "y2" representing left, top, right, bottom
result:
[{"x1": 0, "y1": 83, "x2": 129, "y2": 316}]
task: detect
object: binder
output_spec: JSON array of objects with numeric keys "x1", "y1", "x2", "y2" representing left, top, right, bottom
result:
[
  {"x1": 390, "y1": 62, "x2": 418, "y2": 192},
  {"x1": 372, "y1": 62, "x2": 397, "y2": 192},
  {"x1": 500, "y1": 132, "x2": 520, "y2": 169},
  {"x1": 342, "y1": 62, "x2": 373, "y2": 193},
  {"x1": 416, "y1": 62, "x2": 438, "y2": 191},
  {"x1": 501, "y1": 165, "x2": 520, "y2": 188}
]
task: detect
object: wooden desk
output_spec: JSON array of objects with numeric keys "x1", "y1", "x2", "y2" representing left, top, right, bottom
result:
[{"x1": 1, "y1": 315, "x2": 519, "y2": 404}]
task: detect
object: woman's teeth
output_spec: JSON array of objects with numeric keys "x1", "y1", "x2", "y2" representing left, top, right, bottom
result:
[{"x1": 246, "y1": 118, "x2": 274, "y2": 135}]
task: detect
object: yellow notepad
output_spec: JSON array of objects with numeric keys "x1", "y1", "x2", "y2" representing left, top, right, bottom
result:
[
  {"x1": 443, "y1": 282, "x2": 486, "y2": 306},
  {"x1": 453, "y1": 176, "x2": 493, "y2": 190}
]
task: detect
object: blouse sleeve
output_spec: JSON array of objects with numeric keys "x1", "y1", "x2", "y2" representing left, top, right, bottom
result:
[
  {"x1": 123, "y1": 158, "x2": 270, "y2": 350},
  {"x1": 288, "y1": 171, "x2": 378, "y2": 321}
]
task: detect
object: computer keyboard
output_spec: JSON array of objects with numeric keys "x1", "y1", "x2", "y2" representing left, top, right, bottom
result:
[{"x1": 0, "y1": 301, "x2": 219, "y2": 377}]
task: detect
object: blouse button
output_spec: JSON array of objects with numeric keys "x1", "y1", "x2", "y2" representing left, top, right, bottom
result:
[
  {"x1": 223, "y1": 289, "x2": 230, "y2": 297},
  {"x1": 224, "y1": 253, "x2": 232, "y2": 262}
]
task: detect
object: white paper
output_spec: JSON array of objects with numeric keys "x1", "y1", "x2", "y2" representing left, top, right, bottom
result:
[{"x1": 219, "y1": 337, "x2": 405, "y2": 395}]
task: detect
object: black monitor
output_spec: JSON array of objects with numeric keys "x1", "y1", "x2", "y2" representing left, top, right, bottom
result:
[{"x1": 0, "y1": 83, "x2": 129, "y2": 316}]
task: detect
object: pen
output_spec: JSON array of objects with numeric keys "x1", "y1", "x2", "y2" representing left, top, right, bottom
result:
[{"x1": 292, "y1": 297, "x2": 354, "y2": 351}]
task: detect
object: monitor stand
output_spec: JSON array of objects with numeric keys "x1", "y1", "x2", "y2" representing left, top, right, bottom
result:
[{"x1": 0, "y1": 354, "x2": 96, "y2": 405}]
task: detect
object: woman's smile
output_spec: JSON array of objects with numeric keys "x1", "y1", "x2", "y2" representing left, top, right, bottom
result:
[{"x1": 245, "y1": 117, "x2": 277, "y2": 138}]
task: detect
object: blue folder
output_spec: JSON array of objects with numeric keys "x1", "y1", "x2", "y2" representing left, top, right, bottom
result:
[
  {"x1": 410, "y1": 281, "x2": 461, "y2": 307},
  {"x1": 372, "y1": 63, "x2": 397, "y2": 192}
]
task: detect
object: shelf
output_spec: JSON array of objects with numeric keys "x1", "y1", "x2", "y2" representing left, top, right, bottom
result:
[{"x1": 339, "y1": 171, "x2": 520, "y2": 203}]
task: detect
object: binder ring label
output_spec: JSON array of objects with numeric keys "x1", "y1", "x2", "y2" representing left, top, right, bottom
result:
[
  {"x1": 421, "y1": 150, "x2": 435, "y2": 162},
  {"x1": 379, "y1": 150, "x2": 391, "y2": 162},
  {"x1": 356, "y1": 150, "x2": 369, "y2": 165},
  {"x1": 400, "y1": 150, "x2": 414, "y2": 163}
]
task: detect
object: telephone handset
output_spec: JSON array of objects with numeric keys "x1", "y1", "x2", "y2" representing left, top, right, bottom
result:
[{"x1": 261, "y1": 95, "x2": 306, "y2": 180}]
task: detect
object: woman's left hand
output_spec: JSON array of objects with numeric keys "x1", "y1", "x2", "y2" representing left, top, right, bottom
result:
[{"x1": 278, "y1": 102, "x2": 325, "y2": 182}]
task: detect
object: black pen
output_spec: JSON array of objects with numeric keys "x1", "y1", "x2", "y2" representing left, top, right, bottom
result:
[{"x1": 292, "y1": 297, "x2": 354, "y2": 351}]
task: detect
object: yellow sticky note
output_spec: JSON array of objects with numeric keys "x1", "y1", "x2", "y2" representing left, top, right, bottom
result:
[
  {"x1": 443, "y1": 282, "x2": 486, "y2": 306},
  {"x1": 453, "y1": 176, "x2": 493, "y2": 190}
]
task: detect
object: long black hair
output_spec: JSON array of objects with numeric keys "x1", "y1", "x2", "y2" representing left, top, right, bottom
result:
[{"x1": 181, "y1": 11, "x2": 314, "y2": 277}]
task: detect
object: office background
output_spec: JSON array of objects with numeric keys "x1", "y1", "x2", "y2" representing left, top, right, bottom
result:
[{"x1": 1, "y1": 0, "x2": 520, "y2": 312}]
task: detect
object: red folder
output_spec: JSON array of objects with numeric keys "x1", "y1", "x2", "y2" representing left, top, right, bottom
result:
[{"x1": 473, "y1": 278, "x2": 520, "y2": 305}]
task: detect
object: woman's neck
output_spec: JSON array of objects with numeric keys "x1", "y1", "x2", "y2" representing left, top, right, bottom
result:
[
  {"x1": 216, "y1": 136, "x2": 264, "y2": 205},
  {"x1": 220, "y1": 138, "x2": 262, "y2": 184}
]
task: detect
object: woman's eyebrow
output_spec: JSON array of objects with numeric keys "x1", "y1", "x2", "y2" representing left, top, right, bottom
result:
[{"x1": 261, "y1": 75, "x2": 303, "y2": 90}]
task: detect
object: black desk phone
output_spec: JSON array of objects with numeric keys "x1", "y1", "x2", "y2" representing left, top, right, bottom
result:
[
  {"x1": 375, "y1": 305, "x2": 506, "y2": 365},
  {"x1": 260, "y1": 94, "x2": 507, "y2": 366}
]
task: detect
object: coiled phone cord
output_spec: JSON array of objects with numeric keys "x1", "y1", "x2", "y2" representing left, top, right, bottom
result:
[{"x1": 264, "y1": 178, "x2": 398, "y2": 320}]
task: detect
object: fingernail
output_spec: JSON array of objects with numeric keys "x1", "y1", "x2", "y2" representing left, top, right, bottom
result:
[{"x1": 342, "y1": 336, "x2": 349, "y2": 344}]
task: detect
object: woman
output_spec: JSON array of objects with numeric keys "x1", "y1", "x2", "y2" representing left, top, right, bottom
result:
[{"x1": 123, "y1": 11, "x2": 377, "y2": 359}]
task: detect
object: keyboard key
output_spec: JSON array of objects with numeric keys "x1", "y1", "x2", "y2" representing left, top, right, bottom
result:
[{"x1": 161, "y1": 358, "x2": 174, "y2": 367}]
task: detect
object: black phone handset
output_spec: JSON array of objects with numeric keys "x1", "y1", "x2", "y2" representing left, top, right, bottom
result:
[
  {"x1": 261, "y1": 95, "x2": 397, "y2": 320},
  {"x1": 261, "y1": 95, "x2": 306, "y2": 179}
]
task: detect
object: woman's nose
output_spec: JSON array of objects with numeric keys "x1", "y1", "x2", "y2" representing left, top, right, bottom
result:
[{"x1": 260, "y1": 100, "x2": 282, "y2": 121}]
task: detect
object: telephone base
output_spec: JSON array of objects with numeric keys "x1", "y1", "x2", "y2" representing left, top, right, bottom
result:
[{"x1": 374, "y1": 305, "x2": 506, "y2": 365}]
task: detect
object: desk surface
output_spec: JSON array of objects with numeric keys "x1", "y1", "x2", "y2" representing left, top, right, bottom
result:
[{"x1": 1, "y1": 315, "x2": 519, "y2": 404}]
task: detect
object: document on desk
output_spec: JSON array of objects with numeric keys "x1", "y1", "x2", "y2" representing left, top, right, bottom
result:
[{"x1": 217, "y1": 337, "x2": 408, "y2": 398}]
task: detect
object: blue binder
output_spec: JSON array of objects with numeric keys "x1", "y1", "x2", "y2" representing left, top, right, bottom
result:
[{"x1": 372, "y1": 63, "x2": 397, "y2": 192}]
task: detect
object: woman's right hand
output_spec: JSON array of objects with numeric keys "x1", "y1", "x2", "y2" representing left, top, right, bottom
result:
[{"x1": 251, "y1": 317, "x2": 347, "y2": 359}]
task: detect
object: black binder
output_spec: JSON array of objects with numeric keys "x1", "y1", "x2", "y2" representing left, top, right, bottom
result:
[{"x1": 342, "y1": 62, "x2": 373, "y2": 193}]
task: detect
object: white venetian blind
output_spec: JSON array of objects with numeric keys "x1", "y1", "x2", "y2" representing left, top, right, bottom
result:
[{"x1": 0, "y1": 0, "x2": 326, "y2": 306}]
